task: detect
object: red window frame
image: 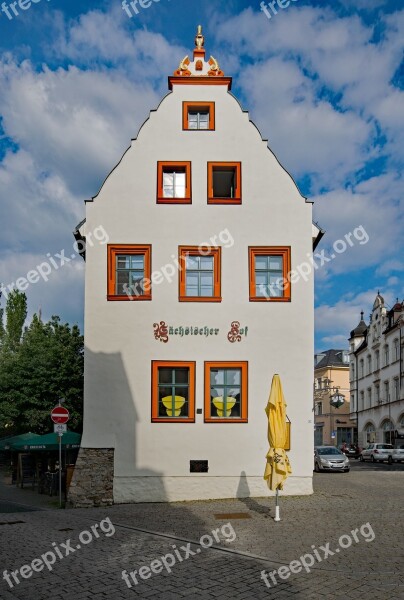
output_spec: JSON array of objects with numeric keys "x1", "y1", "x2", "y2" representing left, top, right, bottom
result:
[
  {"x1": 151, "y1": 361, "x2": 196, "y2": 423},
  {"x1": 107, "y1": 244, "x2": 152, "y2": 301},
  {"x1": 204, "y1": 361, "x2": 248, "y2": 423},
  {"x1": 207, "y1": 162, "x2": 241, "y2": 205},
  {"x1": 157, "y1": 161, "x2": 192, "y2": 204},
  {"x1": 249, "y1": 246, "x2": 291, "y2": 302},
  {"x1": 178, "y1": 246, "x2": 222, "y2": 302}
]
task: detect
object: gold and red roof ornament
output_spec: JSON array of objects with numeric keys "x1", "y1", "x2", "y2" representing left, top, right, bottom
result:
[{"x1": 172, "y1": 26, "x2": 225, "y2": 79}]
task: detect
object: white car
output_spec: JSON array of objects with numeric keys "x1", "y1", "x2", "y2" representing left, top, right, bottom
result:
[
  {"x1": 360, "y1": 443, "x2": 394, "y2": 463},
  {"x1": 390, "y1": 445, "x2": 404, "y2": 464}
]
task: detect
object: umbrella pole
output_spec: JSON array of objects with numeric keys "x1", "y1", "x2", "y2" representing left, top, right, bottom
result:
[{"x1": 274, "y1": 487, "x2": 281, "y2": 521}]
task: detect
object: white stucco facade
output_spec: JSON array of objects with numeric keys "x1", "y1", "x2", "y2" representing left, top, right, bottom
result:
[
  {"x1": 76, "y1": 35, "x2": 319, "y2": 503},
  {"x1": 349, "y1": 294, "x2": 404, "y2": 448}
]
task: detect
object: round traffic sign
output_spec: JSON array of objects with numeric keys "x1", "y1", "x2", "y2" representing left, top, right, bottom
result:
[{"x1": 51, "y1": 406, "x2": 70, "y2": 424}]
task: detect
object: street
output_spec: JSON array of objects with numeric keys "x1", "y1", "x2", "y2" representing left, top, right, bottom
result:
[{"x1": 0, "y1": 463, "x2": 403, "y2": 600}]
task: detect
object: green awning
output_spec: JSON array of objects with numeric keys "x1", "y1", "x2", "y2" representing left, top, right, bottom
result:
[
  {"x1": 0, "y1": 433, "x2": 41, "y2": 451},
  {"x1": 10, "y1": 431, "x2": 81, "y2": 451}
]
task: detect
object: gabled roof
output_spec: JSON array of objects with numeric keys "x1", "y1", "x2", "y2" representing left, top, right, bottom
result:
[{"x1": 314, "y1": 349, "x2": 349, "y2": 369}]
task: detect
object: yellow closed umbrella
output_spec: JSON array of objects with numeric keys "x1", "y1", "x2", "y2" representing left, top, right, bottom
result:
[{"x1": 264, "y1": 374, "x2": 292, "y2": 521}]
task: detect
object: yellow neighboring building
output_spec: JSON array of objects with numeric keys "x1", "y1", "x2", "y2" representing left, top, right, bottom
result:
[{"x1": 314, "y1": 350, "x2": 357, "y2": 447}]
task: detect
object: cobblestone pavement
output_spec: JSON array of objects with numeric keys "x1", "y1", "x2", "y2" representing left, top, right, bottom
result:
[{"x1": 0, "y1": 462, "x2": 403, "y2": 600}]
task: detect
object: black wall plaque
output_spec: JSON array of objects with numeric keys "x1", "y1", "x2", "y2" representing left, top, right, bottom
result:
[{"x1": 190, "y1": 460, "x2": 208, "y2": 473}]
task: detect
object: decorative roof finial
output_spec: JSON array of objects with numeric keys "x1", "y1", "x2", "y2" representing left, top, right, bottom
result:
[
  {"x1": 195, "y1": 25, "x2": 204, "y2": 49},
  {"x1": 360, "y1": 311, "x2": 364, "y2": 321}
]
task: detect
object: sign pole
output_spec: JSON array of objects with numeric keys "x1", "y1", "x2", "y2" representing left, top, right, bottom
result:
[
  {"x1": 59, "y1": 431, "x2": 62, "y2": 508},
  {"x1": 51, "y1": 399, "x2": 69, "y2": 509}
]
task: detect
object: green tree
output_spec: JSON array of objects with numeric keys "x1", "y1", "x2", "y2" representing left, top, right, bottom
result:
[
  {"x1": 0, "y1": 311, "x2": 83, "y2": 436},
  {"x1": 0, "y1": 290, "x2": 27, "y2": 352}
]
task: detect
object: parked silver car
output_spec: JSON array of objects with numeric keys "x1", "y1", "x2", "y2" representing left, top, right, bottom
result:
[
  {"x1": 314, "y1": 446, "x2": 350, "y2": 473},
  {"x1": 359, "y1": 443, "x2": 394, "y2": 463}
]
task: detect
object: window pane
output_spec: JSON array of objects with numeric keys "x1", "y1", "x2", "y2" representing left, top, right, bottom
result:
[
  {"x1": 174, "y1": 368, "x2": 189, "y2": 384},
  {"x1": 116, "y1": 271, "x2": 130, "y2": 295},
  {"x1": 158, "y1": 386, "x2": 173, "y2": 417},
  {"x1": 129, "y1": 274, "x2": 144, "y2": 296},
  {"x1": 226, "y1": 369, "x2": 241, "y2": 385},
  {"x1": 269, "y1": 275, "x2": 283, "y2": 297},
  {"x1": 174, "y1": 185, "x2": 186, "y2": 198},
  {"x1": 212, "y1": 169, "x2": 236, "y2": 198},
  {"x1": 200, "y1": 272, "x2": 213, "y2": 296},
  {"x1": 186, "y1": 256, "x2": 199, "y2": 270},
  {"x1": 163, "y1": 173, "x2": 174, "y2": 186},
  {"x1": 255, "y1": 273, "x2": 268, "y2": 297},
  {"x1": 200, "y1": 273, "x2": 213, "y2": 287},
  {"x1": 163, "y1": 185, "x2": 174, "y2": 197},
  {"x1": 211, "y1": 386, "x2": 225, "y2": 400},
  {"x1": 255, "y1": 256, "x2": 268, "y2": 270},
  {"x1": 211, "y1": 369, "x2": 224, "y2": 385},
  {"x1": 130, "y1": 255, "x2": 144, "y2": 270},
  {"x1": 159, "y1": 368, "x2": 173, "y2": 384},
  {"x1": 117, "y1": 255, "x2": 131, "y2": 269},
  {"x1": 174, "y1": 173, "x2": 186, "y2": 198},
  {"x1": 201, "y1": 286, "x2": 213, "y2": 297},
  {"x1": 200, "y1": 256, "x2": 213, "y2": 270},
  {"x1": 269, "y1": 257, "x2": 283, "y2": 271},
  {"x1": 186, "y1": 272, "x2": 199, "y2": 295}
]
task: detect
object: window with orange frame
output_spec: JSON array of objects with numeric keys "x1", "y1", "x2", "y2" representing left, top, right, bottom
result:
[
  {"x1": 151, "y1": 361, "x2": 196, "y2": 423},
  {"x1": 178, "y1": 246, "x2": 221, "y2": 302},
  {"x1": 249, "y1": 246, "x2": 291, "y2": 302},
  {"x1": 204, "y1": 361, "x2": 248, "y2": 423}
]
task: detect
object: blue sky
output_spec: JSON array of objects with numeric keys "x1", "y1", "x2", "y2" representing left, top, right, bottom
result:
[{"x1": 0, "y1": 0, "x2": 403, "y2": 350}]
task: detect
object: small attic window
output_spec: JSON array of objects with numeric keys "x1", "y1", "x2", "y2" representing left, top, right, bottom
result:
[
  {"x1": 208, "y1": 162, "x2": 241, "y2": 204},
  {"x1": 157, "y1": 162, "x2": 191, "y2": 204},
  {"x1": 183, "y1": 102, "x2": 215, "y2": 130}
]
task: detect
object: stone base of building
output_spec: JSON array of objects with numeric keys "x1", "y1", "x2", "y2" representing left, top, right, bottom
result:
[
  {"x1": 113, "y1": 475, "x2": 313, "y2": 504},
  {"x1": 67, "y1": 448, "x2": 114, "y2": 508}
]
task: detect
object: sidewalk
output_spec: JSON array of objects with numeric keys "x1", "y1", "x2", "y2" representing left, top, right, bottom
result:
[
  {"x1": 0, "y1": 472, "x2": 58, "y2": 510},
  {"x1": 0, "y1": 465, "x2": 403, "y2": 599}
]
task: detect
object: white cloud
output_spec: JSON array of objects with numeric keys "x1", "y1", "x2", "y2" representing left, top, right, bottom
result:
[
  {"x1": 0, "y1": 56, "x2": 159, "y2": 196},
  {"x1": 214, "y1": 5, "x2": 404, "y2": 184},
  {"x1": 313, "y1": 173, "x2": 404, "y2": 275}
]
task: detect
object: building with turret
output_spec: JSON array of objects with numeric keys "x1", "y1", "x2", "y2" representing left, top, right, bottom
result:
[
  {"x1": 349, "y1": 294, "x2": 404, "y2": 448},
  {"x1": 68, "y1": 28, "x2": 323, "y2": 507}
]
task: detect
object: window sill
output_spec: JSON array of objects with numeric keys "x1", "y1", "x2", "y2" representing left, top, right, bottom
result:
[
  {"x1": 152, "y1": 418, "x2": 195, "y2": 424},
  {"x1": 208, "y1": 197, "x2": 241, "y2": 205},
  {"x1": 249, "y1": 296, "x2": 291, "y2": 302},
  {"x1": 157, "y1": 197, "x2": 192, "y2": 205},
  {"x1": 204, "y1": 418, "x2": 248, "y2": 423},
  {"x1": 107, "y1": 295, "x2": 151, "y2": 301},
  {"x1": 179, "y1": 296, "x2": 222, "y2": 303}
]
